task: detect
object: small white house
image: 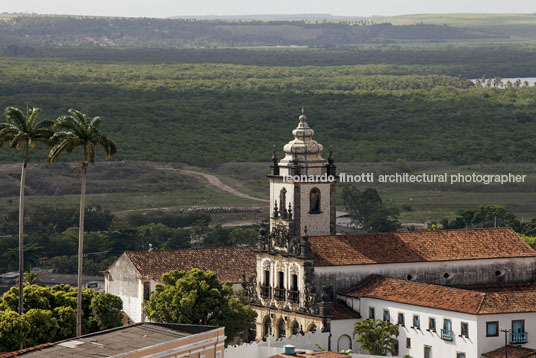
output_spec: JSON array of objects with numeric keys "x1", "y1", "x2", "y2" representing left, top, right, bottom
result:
[
  {"x1": 335, "y1": 276, "x2": 536, "y2": 358},
  {"x1": 104, "y1": 246, "x2": 256, "y2": 322}
]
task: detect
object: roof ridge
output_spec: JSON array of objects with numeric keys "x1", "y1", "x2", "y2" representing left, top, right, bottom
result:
[{"x1": 310, "y1": 226, "x2": 514, "y2": 239}]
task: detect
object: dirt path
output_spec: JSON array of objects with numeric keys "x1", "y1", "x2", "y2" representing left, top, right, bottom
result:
[{"x1": 158, "y1": 168, "x2": 269, "y2": 203}]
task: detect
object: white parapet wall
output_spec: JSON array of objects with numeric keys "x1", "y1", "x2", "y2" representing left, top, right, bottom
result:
[{"x1": 225, "y1": 331, "x2": 330, "y2": 358}]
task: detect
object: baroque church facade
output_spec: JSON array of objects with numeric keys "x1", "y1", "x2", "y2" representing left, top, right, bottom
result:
[
  {"x1": 240, "y1": 110, "x2": 536, "y2": 356},
  {"x1": 107, "y1": 109, "x2": 536, "y2": 357}
]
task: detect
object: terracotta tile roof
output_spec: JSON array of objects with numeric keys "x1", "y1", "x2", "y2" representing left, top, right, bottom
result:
[
  {"x1": 341, "y1": 276, "x2": 536, "y2": 315},
  {"x1": 483, "y1": 346, "x2": 536, "y2": 358},
  {"x1": 124, "y1": 246, "x2": 256, "y2": 283},
  {"x1": 271, "y1": 352, "x2": 350, "y2": 358},
  {"x1": 329, "y1": 300, "x2": 361, "y2": 320},
  {"x1": 310, "y1": 228, "x2": 536, "y2": 266}
]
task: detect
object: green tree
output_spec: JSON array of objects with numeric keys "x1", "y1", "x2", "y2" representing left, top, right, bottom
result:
[
  {"x1": 48, "y1": 108, "x2": 117, "y2": 337},
  {"x1": 353, "y1": 319, "x2": 399, "y2": 356},
  {"x1": 53, "y1": 306, "x2": 76, "y2": 340},
  {"x1": 24, "y1": 309, "x2": 59, "y2": 347},
  {"x1": 144, "y1": 268, "x2": 256, "y2": 344},
  {"x1": 0, "y1": 310, "x2": 30, "y2": 352},
  {"x1": 342, "y1": 187, "x2": 400, "y2": 232},
  {"x1": 229, "y1": 227, "x2": 258, "y2": 246},
  {"x1": 89, "y1": 293, "x2": 123, "y2": 330},
  {"x1": 0, "y1": 106, "x2": 53, "y2": 316}
]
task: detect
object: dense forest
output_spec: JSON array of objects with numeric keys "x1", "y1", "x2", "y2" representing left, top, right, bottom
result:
[
  {"x1": 0, "y1": 15, "x2": 508, "y2": 47},
  {"x1": 0, "y1": 52, "x2": 535, "y2": 165}
]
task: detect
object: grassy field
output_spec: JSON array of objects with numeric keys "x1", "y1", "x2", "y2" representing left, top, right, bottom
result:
[
  {"x1": 0, "y1": 160, "x2": 534, "y2": 226},
  {"x1": 358, "y1": 13, "x2": 536, "y2": 41}
]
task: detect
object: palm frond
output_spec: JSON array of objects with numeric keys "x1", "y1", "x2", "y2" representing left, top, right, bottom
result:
[{"x1": 4, "y1": 107, "x2": 27, "y2": 132}]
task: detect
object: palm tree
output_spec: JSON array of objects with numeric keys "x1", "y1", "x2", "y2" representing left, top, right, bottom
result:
[
  {"x1": 24, "y1": 269, "x2": 42, "y2": 286},
  {"x1": 48, "y1": 109, "x2": 116, "y2": 337},
  {"x1": 353, "y1": 319, "x2": 399, "y2": 356},
  {"x1": 0, "y1": 106, "x2": 53, "y2": 317}
]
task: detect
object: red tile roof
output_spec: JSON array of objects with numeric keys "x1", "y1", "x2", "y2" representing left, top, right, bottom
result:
[
  {"x1": 124, "y1": 246, "x2": 256, "y2": 283},
  {"x1": 329, "y1": 300, "x2": 361, "y2": 320},
  {"x1": 310, "y1": 228, "x2": 536, "y2": 266},
  {"x1": 342, "y1": 276, "x2": 536, "y2": 315},
  {"x1": 483, "y1": 346, "x2": 536, "y2": 358}
]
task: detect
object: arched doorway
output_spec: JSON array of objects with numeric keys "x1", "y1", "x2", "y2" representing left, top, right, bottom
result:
[
  {"x1": 337, "y1": 334, "x2": 352, "y2": 352},
  {"x1": 263, "y1": 316, "x2": 272, "y2": 338},
  {"x1": 291, "y1": 320, "x2": 300, "y2": 336},
  {"x1": 276, "y1": 318, "x2": 286, "y2": 338}
]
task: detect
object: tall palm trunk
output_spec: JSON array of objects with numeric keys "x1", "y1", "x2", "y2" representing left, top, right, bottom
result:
[
  {"x1": 77, "y1": 163, "x2": 87, "y2": 337},
  {"x1": 18, "y1": 157, "x2": 27, "y2": 317}
]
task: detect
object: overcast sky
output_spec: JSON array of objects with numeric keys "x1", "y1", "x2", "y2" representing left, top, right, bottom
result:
[{"x1": 2, "y1": 0, "x2": 535, "y2": 18}]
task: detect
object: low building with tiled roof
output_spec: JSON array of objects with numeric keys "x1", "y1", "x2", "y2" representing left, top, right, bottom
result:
[
  {"x1": 483, "y1": 345, "x2": 536, "y2": 358},
  {"x1": 336, "y1": 276, "x2": 536, "y2": 358},
  {"x1": 104, "y1": 246, "x2": 255, "y2": 322}
]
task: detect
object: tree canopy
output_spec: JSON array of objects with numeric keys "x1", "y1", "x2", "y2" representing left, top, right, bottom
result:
[
  {"x1": 342, "y1": 186, "x2": 401, "y2": 232},
  {"x1": 0, "y1": 284, "x2": 123, "y2": 351},
  {"x1": 353, "y1": 319, "x2": 399, "y2": 356},
  {"x1": 144, "y1": 268, "x2": 256, "y2": 344}
]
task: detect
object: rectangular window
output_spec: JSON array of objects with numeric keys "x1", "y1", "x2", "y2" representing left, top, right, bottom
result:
[
  {"x1": 143, "y1": 281, "x2": 151, "y2": 300},
  {"x1": 216, "y1": 352, "x2": 222, "y2": 358},
  {"x1": 406, "y1": 337, "x2": 411, "y2": 349},
  {"x1": 512, "y1": 320, "x2": 525, "y2": 334},
  {"x1": 291, "y1": 274, "x2": 298, "y2": 291},
  {"x1": 428, "y1": 317, "x2": 436, "y2": 331},
  {"x1": 413, "y1": 315, "x2": 420, "y2": 329},
  {"x1": 486, "y1": 321, "x2": 499, "y2": 337},
  {"x1": 383, "y1": 310, "x2": 390, "y2": 322},
  {"x1": 264, "y1": 270, "x2": 270, "y2": 285},
  {"x1": 278, "y1": 271, "x2": 284, "y2": 289},
  {"x1": 393, "y1": 340, "x2": 399, "y2": 356},
  {"x1": 397, "y1": 313, "x2": 405, "y2": 326},
  {"x1": 461, "y1": 322, "x2": 469, "y2": 337},
  {"x1": 424, "y1": 345, "x2": 432, "y2": 358},
  {"x1": 457, "y1": 353, "x2": 466, "y2": 358},
  {"x1": 444, "y1": 319, "x2": 452, "y2": 331},
  {"x1": 369, "y1": 307, "x2": 375, "y2": 320}
]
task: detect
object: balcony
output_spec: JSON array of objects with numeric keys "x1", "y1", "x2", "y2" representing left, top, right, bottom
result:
[
  {"x1": 441, "y1": 329, "x2": 454, "y2": 341},
  {"x1": 274, "y1": 287, "x2": 286, "y2": 301},
  {"x1": 260, "y1": 285, "x2": 271, "y2": 299},
  {"x1": 288, "y1": 290, "x2": 299, "y2": 303},
  {"x1": 510, "y1": 332, "x2": 528, "y2": 344}
]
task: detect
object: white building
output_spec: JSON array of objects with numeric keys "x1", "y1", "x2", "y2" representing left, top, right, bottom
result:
[
  {"x1": 104, "y1": 246, "x2": 255, "y2": 322},
  {"x1": 336, "y1": 276, "x2": 536, "y2": 358}
]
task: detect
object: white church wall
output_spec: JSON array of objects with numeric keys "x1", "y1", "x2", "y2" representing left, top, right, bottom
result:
[
  {"x1": 225, "y1": 331, "x2": 330, "y2": 358},
  {"x1": 299, "y1": 182, "x2": 331, "y2": 236},
  {"x1": 314, "y1": 257, "x2": 536, "y2": 295},
  {"x1": 105, "y1": 253, "x2": 145, "y2": 322}
]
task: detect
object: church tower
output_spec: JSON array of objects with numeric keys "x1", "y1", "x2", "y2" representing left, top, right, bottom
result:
[{"x1": 268, "y1": 109, "x2": 336, "y2": 237}]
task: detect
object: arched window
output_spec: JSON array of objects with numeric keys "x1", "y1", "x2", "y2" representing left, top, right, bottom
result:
[
  {"x1": 279, "y1": 188, "x2": 287, "y2": 212},
  {"x1": 263, "y1": 316, "x2": 272, "y2": 338},
  {"x1": 337, "y1": 334, "x2": 352, "y2": 352},
  {"x1": 291, "y1": 321, "x2": 300, "y2": 336},
  {"x1": 306, "y1": 323, "x2": 317, "y2": 333},
  {"x1": 309, "y1": 188, "x2": 321, "y2": 213},
  {"x1": 277, "y1": 318, "x2": 286, "y2": 338}
]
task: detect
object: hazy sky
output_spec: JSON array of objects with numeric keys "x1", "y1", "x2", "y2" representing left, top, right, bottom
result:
[{"x1": 2, "y1": 0, "x2": 535, "y2": 18}]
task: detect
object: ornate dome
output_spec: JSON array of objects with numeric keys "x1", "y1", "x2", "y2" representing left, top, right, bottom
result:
[{"x1": 280, "y1": 108, "x2": 326, "y2": 169}]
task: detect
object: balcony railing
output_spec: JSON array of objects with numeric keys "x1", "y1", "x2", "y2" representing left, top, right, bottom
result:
[
  {"x1": 274, "y1": 287, "x2": 286, "y2": 301},
  {"x1": 288, "y1": 290, "x2": 299, "y2": 303},
  {"x1": 441, "y1": 329, "x2": 454, "y2": 341},
  {"x1": 260, "y1": 285, "x2": 271, "y2": 299},
  {"x1": 510, "y1": 332, "x2": 528, "y2": 344}
]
